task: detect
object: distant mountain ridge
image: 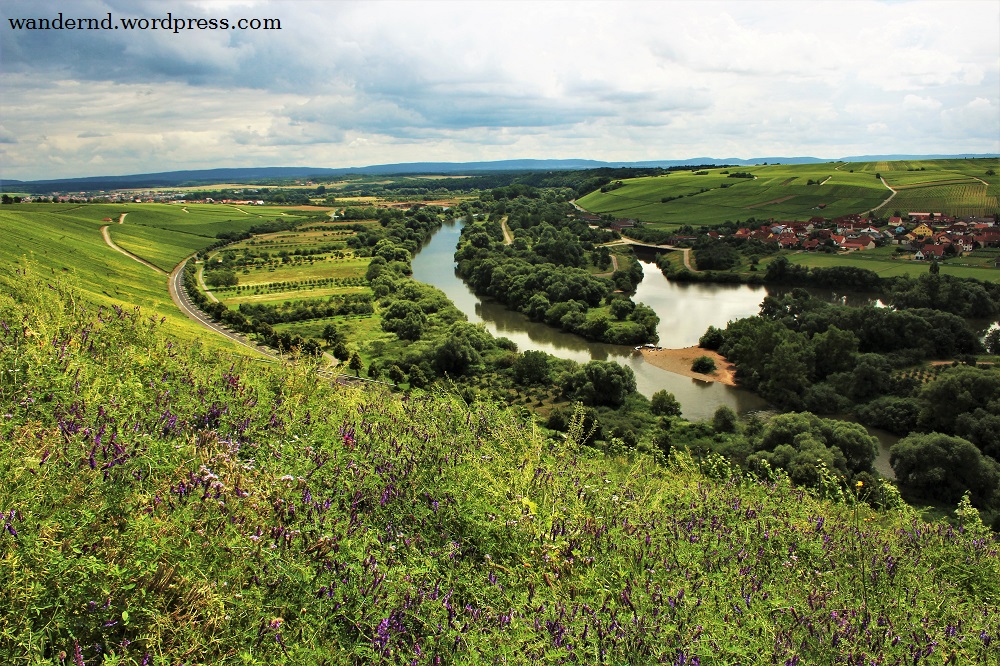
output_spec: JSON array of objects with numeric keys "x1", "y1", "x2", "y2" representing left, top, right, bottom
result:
[{"x1": 3, "y1": 155, "x2": 997, "y2": 192}]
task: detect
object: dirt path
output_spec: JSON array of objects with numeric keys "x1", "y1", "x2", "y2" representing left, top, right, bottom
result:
[
  {"x1": 500, "y1": 216, "x2": 513, "y2": 245},
  {"x1": 196, "y1": 262, "x2": 220, "y2": 303},
  {"x1": 872, "y1": 176, "x2": 898, "y2": 212},
  {"x1": 118, "y1": 213, "x2": 127, "y2": 224},
  {"x1": 101, "y1": 225, "x2": 167, "y2": 275},
  {"x1": 678, "y1": 247, "x2": 696, "y2": 272}
]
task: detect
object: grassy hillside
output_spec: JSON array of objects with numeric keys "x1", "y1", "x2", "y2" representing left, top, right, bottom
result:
[
  {"x1": 2, "y1": 265, "x2": 998, "y2": 664},
  {"x1": 0, "y1": 203, "x2": 319, "y2": 352},
  {"x1": 578, "y1": 158, "x2": 1000, "y2": 228}
]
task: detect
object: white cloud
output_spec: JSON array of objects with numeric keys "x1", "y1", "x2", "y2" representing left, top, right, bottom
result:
[
  {"x1": 902, "y1": 95, "x2": 943, "y2": 111},
  {"x1": 1, "y1": 0, "x2": 997, "y2": 180}
]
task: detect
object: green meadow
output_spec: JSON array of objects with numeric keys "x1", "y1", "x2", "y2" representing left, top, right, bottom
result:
[
  {"x1": 0, "y1": 203, "x2": 317, "y2": 351},
  {"x1": 1, "y1": 204, "x2": 174, "y2": 312},
  {"x1": 3, "y1": 267, "x2": 999, "y2": 664},
  {"x1": 578, "y1": 158, "x2": 1000, "y2": 228},
  {"x1": 779, "y1": 250, "x2": 1000, "y2": 281}
]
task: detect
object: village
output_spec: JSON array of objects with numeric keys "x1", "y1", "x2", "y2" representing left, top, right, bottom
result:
[{"x1": 587, "y1": 211, "x2": 1000, "y2": 266}]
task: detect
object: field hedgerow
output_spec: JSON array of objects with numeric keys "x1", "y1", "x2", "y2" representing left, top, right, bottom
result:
[{"x1": 2, "y1": 263, "x2": 999, "y2": 665}]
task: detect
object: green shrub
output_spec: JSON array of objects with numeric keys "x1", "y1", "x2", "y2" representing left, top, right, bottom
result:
[{"x1": 692, "y1": 355, "x2": 717, "y2": 373}]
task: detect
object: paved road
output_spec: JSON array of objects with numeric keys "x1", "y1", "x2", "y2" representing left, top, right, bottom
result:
[{"x1": 168, "y1": 256, "x2": 278, "y2": 359}]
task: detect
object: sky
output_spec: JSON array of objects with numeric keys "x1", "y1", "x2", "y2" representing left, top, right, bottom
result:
[{"x1": 1, "y1": 0, "x2": 998, "y2": 181}]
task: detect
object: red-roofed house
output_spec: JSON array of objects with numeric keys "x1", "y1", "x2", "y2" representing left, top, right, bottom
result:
[{"x1": 914, "y1": 245, "x2": 946, "y2": 260}]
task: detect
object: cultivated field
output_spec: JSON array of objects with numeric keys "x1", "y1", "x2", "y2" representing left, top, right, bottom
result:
[
  {"x1": 206, "y1": 220, "x2": 378, "y2": 345},
  {"x1": 1, "y1": 202, "x2": 318, "y2": 348},
  {"x1": 578, "y1": 158, "x2": 999, "y2": 227},
  {"x1": 780, "y1": 249, "x2": 1000, "y2": 282}
]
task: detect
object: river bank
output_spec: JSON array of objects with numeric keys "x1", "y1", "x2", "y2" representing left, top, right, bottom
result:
[{"x1": 639, "y1": 347, "x2": 737, "y2": 386}]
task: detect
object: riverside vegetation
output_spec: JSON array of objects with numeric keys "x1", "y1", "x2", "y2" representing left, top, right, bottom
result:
[
  {"x1": 4, "y1": 181, "x2": 999, "y2": 524},
  {"x1": 2, "y1": 265, "x2": 1000, "y2": 664}
]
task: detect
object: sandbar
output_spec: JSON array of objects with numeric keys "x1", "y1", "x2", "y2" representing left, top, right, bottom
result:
[{"x1": 639, "y1": 347, "x2": 737, "y2": 386}]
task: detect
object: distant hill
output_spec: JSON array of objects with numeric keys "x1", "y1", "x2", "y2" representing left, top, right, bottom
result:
[{"x1": 3, "y1": 155, "x2": 997, "y2": 193}]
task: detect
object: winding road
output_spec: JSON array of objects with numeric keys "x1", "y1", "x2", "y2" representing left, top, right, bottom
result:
[
  {"x1": 100, "y1": 214, "x2": 275, "y2": 358},
  {"x1": 872, "y1": 176, "x2": 898, "y2": 212},
  {"x1": 98, "y1": 217, "x2": 389, "y2": 386},
  {"x1": 168, "y1": 256, "x2": 278, "y2": 358}
]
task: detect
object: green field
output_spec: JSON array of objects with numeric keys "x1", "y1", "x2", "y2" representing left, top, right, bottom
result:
[
  {"x1": 778, "y1": 250, "x2": 1000, "y2": 282},
  {"x1": 108, "y1": 223, "x2": 215, "y2": 272},
  {"x1": 0, "y1": 204, "x2": 218, "y2": 342},
  {"x1": 205, "y1": 222, "x2": 377, "y2": 345},
  {"x1": 578, "y1": 158, "x2": 1000, "y2": 227},
  {"x1": 0, "y1": 202, "x2": 322, "y2": 351}
]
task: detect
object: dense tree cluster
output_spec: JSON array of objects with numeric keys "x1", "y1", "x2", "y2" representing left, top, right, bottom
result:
[
  {"x1": 700, "y1": 286, "x2": 1000, "y2": 519},
  {"x1": 714, "y1": 289, "x2": 982, "y2": 412},
  {"x1": 454, "y1": 192, "x2": 659, "y2": 345},
  {"x1": 747, "y1": 412, "x2": 879, "y2": 487},
  {"x1": 692, "y1": 237, "x2": 740, "y2": 270}
]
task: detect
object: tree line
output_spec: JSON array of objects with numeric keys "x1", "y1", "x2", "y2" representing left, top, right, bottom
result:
[{"x1": 453, "y1": 193, "x2": 659, "y2": 345}]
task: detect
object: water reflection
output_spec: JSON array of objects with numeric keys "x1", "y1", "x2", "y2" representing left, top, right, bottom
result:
[{"x1": 411, "y1": 219, "x2": 769, "y2": 420}]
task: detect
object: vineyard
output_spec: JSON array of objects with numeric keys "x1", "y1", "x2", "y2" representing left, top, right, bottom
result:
[
  {"x1": 888, "y1": 182, "x2": 996, "y2": 218},
  {"x1": 577, "y1": 158, "x2": 998, "y2": 228}
]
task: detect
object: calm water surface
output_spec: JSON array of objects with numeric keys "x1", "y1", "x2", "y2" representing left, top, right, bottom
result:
[
  {"x1": 412, "y1": 219, "x2": 908, "y2": 474},
  {"x1": 412, "y1": 220, "x2": 769, "y2": 420}
]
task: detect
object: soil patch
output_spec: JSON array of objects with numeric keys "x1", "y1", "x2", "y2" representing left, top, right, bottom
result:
[{"x1": 640, "y1": 347, "x2": 737, "y2": 386}]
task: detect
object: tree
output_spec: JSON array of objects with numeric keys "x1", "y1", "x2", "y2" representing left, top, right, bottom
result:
[
  {"x1": 332, "y1": 342, "x2": 350, "y2": 362},
  {"x1": 650, "y1": 390, "x2": 682, "y2": 417},
  {"x1": 699, "y1": 326, "x2": 725, "y2": 350},
  {"x1": 513, "y1": 350, "x2": 550, "y2": 386},
  {"x1": 434, "y1": 335, "x2": 479, "y2": 375},
  {"x1": 388, "y1": 365, "x2": 406, "y2": 384},
  {"x1": 712, "y1": 405, "x2": 738, "y2": 433},
  {"x1": 380, "y1": 300, "x2": 427, "y2": 341},
  {"x1": 846, "y1": 353, "x2": 893, "y2": 403},
  {"x1": 891, "y1": 433, "x2": 1000, "y2": 509},
  {"x1": 407, "y1": 364, "x2": 427, "y2": 389},
  {"x1": 205, "y1": 269, "x2": 238, "y2": 288},
  {"x1": 348, "y1": 352, "x2": 364, "y2": 377},
  {"x1": 565, "y1": 361, "x2": 637, "y2": 408},
  {"x1": 984, "y1": 328, "x2": 1000, "y2": 355},
  {"x1": 321, "y1": 324, "x2": 345, "y2": 348},
  {"x1": 917, "y1": 366, "x2": 1000, "y2": 433},
  {"x1": 609, "y1": 298, "x2": 634, "y2": 321},
  {"x1": 692, "y1": 356, "x2": 717, "y2": 374},
  {"x1": 811, "y1": 325, "x2": 859, "y2": 379}
]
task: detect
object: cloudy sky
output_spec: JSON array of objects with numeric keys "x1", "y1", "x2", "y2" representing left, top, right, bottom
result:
[{"x1": 1, "y1": 0, "x2": 998, "y2": 180}]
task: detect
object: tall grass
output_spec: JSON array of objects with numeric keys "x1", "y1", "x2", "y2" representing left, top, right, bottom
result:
[{"x1": 2, "y1": 264, "x2": 998, "y2": 664}]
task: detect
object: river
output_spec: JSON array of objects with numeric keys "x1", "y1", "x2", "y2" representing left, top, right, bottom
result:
[
  {"x1": 410, "y1": 218, "x2": 910, "y2": 475},
  {"x1": 411, "y1": 219, "x2": 772, "y2": 420}
]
